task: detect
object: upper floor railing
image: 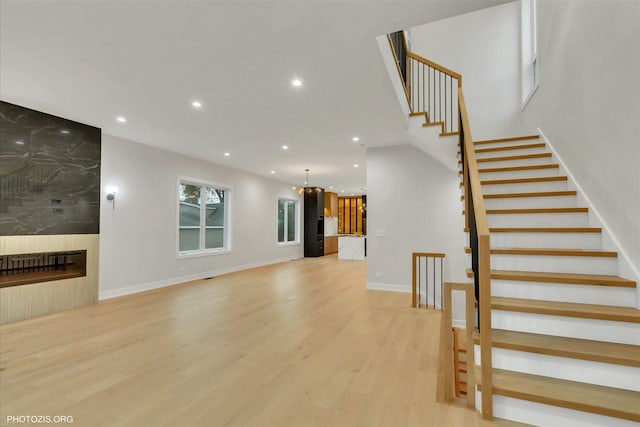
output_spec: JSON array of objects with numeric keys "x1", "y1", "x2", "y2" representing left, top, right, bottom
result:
[{"x1": 387, "y1": 32, "x2": 461, "y2": 135}]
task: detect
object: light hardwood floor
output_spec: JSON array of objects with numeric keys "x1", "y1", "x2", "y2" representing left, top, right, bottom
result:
[{"x1": 0, "y1": 255, "x2": 499, "y2": 427}]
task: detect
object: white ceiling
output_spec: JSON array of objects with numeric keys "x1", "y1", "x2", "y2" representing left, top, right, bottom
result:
[{"x1": 0, "y1": 0, "x2": 508, "y2": 194}]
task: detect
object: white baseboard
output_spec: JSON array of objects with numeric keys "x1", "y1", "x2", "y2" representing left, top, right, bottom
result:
[
  {"x1": 538, "y1": 128, "x2": 640, "y2": 289},
  {"x1": 98, "y1": 256, "x2": 302, "y2": 300},
  {"x1": 365, "y1": 282, "x2": 465, "y2": 327},
  {"x1": 365, "y1": 282, "x2": 411, "y2": 293}
]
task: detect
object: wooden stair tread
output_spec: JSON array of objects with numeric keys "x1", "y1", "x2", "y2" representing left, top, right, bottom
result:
[
  {"x1": 459, "y1": 164, "x2": 561, "y2": 176},
  {"x1": 490, "y1": 227, "x2": 600, "y2": 233},
  {"x1": 464, "y1": 247, "x2": 617, "y2": 257},
  {"x1": 486, "y1": 207, "x2": 588, "y2": 214},
  {"x1": 488, "y1": 329, "x2": 640, "y2": 367},
  {"x1": 464, "y1": 227, "x2": 601, "y2": 233},
  {"x1": 460, "y1": 177, "x2": 568, "y2": 188},
  {"x1": 461, "y1": 190, "x2": 576, "y2": 200},
  {"x1": 474, "y1": 135, "x2": 540, "y2": 145},
  {"x1": 461, "y1": 207, "x2": 588, "y2": 215},
  {"x1": 465, "y1": 268, "x2": 636, "y2": 287},
  {"x1": 476, "y1": 153, "x2": 552, "y2": 163},
  {"x1": 479, "y1": 164, "x2": 559, "y2": 173},
  {"x1": 487, "y1": 368, "x2": 640, "y2": 422},
  {"x1": 481, "y1": 176, "x2": 567, "y2": 185},
  {"x1": 423, "y1": 121, "x2": 444, "y2": 127},
  {"x1": 409, "y1": 112, "x2": 428, "y2": 117},
  {"x1": 470, "y1": 142, "x2": 546, "y2": 155},
  {"x1": 491, "y1": 297, "x2": 640, "y2": 323}
]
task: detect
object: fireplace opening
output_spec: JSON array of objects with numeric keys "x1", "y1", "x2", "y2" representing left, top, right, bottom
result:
[{"x1": 0, "y1": 250, "x2": 87, "y2": 288}]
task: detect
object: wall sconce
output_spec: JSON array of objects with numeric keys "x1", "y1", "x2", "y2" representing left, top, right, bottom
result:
[{"x1": 106, "y1": 186, "x2": 119, "y2": 210}]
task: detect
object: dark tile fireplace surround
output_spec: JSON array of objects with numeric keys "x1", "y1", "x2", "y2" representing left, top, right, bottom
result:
[{"x1": 0, "y1": 100, "x2": 100, "y2": 312}]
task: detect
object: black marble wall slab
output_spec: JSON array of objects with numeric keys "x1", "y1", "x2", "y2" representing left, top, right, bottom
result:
[{"x1": 0, "y1": 101, "x2": 101, "y2": 235}]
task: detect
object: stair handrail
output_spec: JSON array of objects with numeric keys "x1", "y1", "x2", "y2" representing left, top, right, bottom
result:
[
  {"x1": 407, "y1": 51, "x2": 462, "y2": 84},
  {"x1": 459, "y1": 87, "x2": 493, "y2": 419}
]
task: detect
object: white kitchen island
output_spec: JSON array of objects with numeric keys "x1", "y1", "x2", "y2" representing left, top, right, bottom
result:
[{"x1": 338, "y1": 235, "x2": 366, "y2": 260}]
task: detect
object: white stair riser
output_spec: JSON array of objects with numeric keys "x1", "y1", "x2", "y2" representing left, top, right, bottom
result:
[
  {"x1": 485, "y1": 393, "x2": 640, "y2": 427},
  {"x1": 472, "y1": 139, "x2": 541, "y2": 150},
  {"x1": 488, "y1": 212, "x2": 589, "y2": 228},
  {"x1": 482, "y1": 180, "x2": 568, "y2": 194},
  {"x1": 477, "y1": 156, "x2": 554, "y2": 169},
  {"x1": 488, "y1": 253, "x2": 617, "y2": 275},
  {"x1": 475, "y1": 146, "x2": 547, "y2": 160},
  {"x1": 490, "y1": 232, "x2": 601, "y2": 249},
  {"x1": 484, "y1": 195, "x2": 577, "y2": 210},
  {"x1": 475, "y1": 346, "x2": 640, "y2": 391},
  {"x1": 491, "y1": 280, "x2": 635, "y2": 307},
  {"x1": 479, "y1": 167, "x2": 560, "y2": 181},
  {"x1": 491, "y1": 310, "x2": 640, "y2": 345}
]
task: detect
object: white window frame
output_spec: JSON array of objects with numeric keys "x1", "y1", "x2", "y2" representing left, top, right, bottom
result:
[
  {"x1": 276, "y1": 196, "x2": 300, "y2": 246},
  {"x1": 521, "y1": 0, "x2": 540, "y2": 109},
  {"x1": 176, "y1": 176, "x2": 232, "y2": 258}
]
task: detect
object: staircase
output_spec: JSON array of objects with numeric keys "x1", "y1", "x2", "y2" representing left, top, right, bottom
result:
[
  {"x1": 460, "y1": 135, "x2": 640, "y2": 426},
  {"x1": 383, "y1": 31, "x2": 640, "y2": 425}
]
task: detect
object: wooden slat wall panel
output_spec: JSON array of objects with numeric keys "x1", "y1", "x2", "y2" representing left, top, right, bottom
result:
[
  {"x1": 0, "y1": 234, "x2": 99, "y2": 324},
  {"x1": 338, "y1": 197, "x2": 364, "y2": 235}
]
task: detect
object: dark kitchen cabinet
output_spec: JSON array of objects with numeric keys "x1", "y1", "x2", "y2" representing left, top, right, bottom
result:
[{"x1": 304, "y1": 188, "x2": 324, "y2": 257}]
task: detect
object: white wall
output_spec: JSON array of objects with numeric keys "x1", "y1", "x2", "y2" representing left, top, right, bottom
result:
[
  {"x1": 366, "y1": 144, "x2": 467, "y2": 321},
  {"x1": 522, "y1": 0, "x2": 640, "y2": 278},
  {"x1": 99, "y1": 134, "x2": 303, "y2": 299},
  {"x1": 409, "y1": 1, "x2": 524, "y2": 140}
]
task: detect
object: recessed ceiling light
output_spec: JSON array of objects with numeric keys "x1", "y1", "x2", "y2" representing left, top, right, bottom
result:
[
  {"x1": 60, "y1": 129, "x2": 70, "y2": 134},
  {"x1": 224, "y1": 152, "x2": 230, "y2": 157},
  {"x1": 353, "y1": 164, "x2": 359, "y2": 168},
  {"x1": 291, "y1": 79, "x2": 302, "y2": 87},
  {"x1": 352, "y1": 136, "x2": 359, "y2": 142},
  {"x1": 281, "y1": 145, "x2": 289, "y2": 150},
  {"x1": 329, "y1": 186, "x2": 333, "y2": 189},
  {"x1": 15, "y1": 140, "x2": 24, "y2": 145},
  {"x1": 116, "y1": 116, "x2": 127, "y2": 123},
  {"x1": 304, "y1": 181, "x2": 308, "y2": 185},
  {"x1": 191, "y1": 100, "x2": 203, "y2": 108},
  {"x1": 341, "y1": 190, "x2": 345, "y2": 193},
  {"x1": 270, "y1": 170, "x2": 276, "y2": 174}
]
